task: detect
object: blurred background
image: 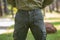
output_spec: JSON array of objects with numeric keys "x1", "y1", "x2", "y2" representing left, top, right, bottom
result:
[{"x1": 0, "y1": 0, "x2": 60, "y2": 40}]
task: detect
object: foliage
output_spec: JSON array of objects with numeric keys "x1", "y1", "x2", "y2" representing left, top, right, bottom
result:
[{"x1": 7, "y1": 0, "x2": 16, "y2": 7}]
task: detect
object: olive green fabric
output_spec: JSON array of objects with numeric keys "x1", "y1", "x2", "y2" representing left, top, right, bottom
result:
[
  {"x1": 42, "y1": 0, "x2": 54, "y2": 8},
  {"x1": 15, "y1": 0, "x2": 44, "y2": 10},
  {"x1": 9, "y1": 0, "x2": 53, "y2": 9}
]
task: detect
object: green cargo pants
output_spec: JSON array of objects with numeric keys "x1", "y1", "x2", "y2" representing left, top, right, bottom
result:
[{"x1": 13, "y1": 9, "x2": 46, "y2": 40}]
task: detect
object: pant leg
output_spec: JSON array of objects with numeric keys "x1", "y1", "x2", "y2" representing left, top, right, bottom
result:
[
  {"x1": 30, "y1": 9, "x2": 46, "y2": 40},
  {"x1": 13, "y1": 10, "x2": 29, "y2": 40}
]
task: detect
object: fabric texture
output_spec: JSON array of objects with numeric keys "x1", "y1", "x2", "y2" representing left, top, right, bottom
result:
[
  {"x1": 13, "y1": 9, "x2": 46, "y2": 40},
  {"x1": 9, "y1": 0, "x2": 53, "y2": 10}
]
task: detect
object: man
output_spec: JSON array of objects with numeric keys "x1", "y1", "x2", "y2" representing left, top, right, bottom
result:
[{"x1": 11, "y1": 0, "x2": 53, "y2": 40}]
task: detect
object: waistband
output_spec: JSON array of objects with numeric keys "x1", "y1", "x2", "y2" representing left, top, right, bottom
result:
[{"x1": 18, "y1": 8, "x2": 41, "y2": 11}]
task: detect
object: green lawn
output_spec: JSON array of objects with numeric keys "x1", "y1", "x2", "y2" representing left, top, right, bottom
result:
[
  {"x1": 44, "y1": 18, "x2": 60, "y2": 20},
  {"x1": 0, "y1": 30, "x2": 60, "y2": 40}
]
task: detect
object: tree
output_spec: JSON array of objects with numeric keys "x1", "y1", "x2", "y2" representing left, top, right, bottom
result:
[
  {"x1": 3, "y1": 0, "x2": 9, "y2": 15},
  {"x1": 56, "y1": 0, "x2": 60, "y2": 12},
  {"x1": 0, "y1": 0, "x2": 4, "y2": 16}
]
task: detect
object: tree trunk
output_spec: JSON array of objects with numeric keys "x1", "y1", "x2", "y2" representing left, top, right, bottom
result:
[{"x1": 0, "y1": 0, "x2": 5, "y2": 16}]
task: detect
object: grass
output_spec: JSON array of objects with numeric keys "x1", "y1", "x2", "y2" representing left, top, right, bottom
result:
[
  {"x1": 0, "y1": 33, "x2": 13, "y2": 40},
  {"x1": 8, "y1": 25, "x2": 14, "y2": 29},
  {"x1": 46, "y1": 30, "x2": 60, "y2": 40},
  {"x1": 0, "y1": 30, "x2": 60, "y2": 40},
  {"x1": 51, "y1": 22, "x2": 60, "y2": 26},
  {"x1": 44, "y1": 18, "x2": 60, "y2": 20}
]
